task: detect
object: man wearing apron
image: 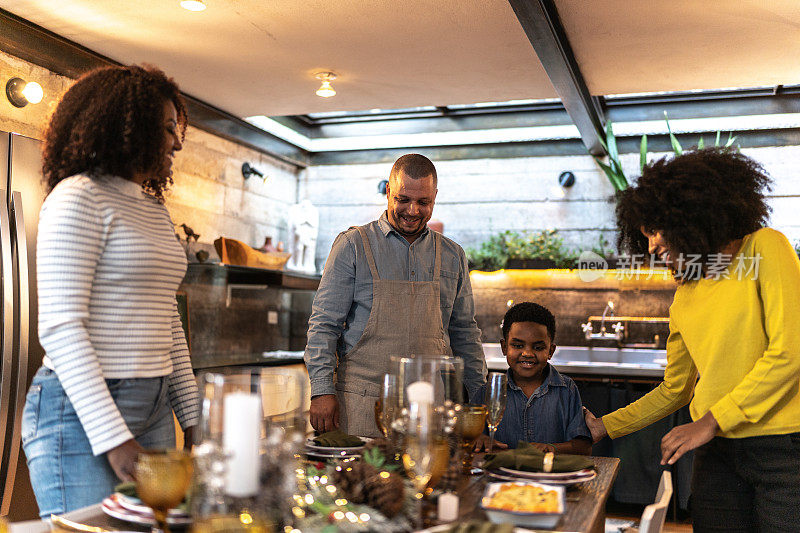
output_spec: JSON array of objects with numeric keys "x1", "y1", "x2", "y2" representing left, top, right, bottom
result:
[{"x1": 304, "y1": 154, "x2": 487, "y2": 437}]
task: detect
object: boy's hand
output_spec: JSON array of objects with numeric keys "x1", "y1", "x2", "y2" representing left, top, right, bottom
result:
[
  {"x1": 528, "y1": 442, "x2": 556, "y2": 453},
  {"x1": 582, "y1": 407, "x2": 608, "y2": 443},
  {"x1": 473, "y1": 434, "x2": 508, "y2": 452}
]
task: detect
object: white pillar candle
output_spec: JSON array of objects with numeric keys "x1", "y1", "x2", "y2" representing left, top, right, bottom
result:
[
  {"x1": 223, "y1": 392, "x2": 261, "y2": 497},
  {"x1": 407, "y1": 380, "x2": 434, "y2": 404},
  {"x1": 438, "y1": 492, "x2": 459, "y2": 522}
]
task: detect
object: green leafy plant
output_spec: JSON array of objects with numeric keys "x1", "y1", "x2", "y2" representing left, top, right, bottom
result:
[
  {"x1": 594, "y1": 114, "x2": 740, "y2": 191},
  {"x1": 467, "y1": 230, "x2": 580, "y2": 270}
]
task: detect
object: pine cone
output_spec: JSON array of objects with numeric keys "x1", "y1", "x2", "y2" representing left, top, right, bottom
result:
[
  {"x1": 363, "y1": 469, "x2": 405, "y2": 518},
  {"x1": 437, "y1": 454, "x2": 462, "y2": 492},
  {"x1": 331, "y1": 461, "x2": 374, "y2": 504}
]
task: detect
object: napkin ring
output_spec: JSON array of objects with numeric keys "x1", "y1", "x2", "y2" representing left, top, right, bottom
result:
[{"x1": 543, "y1": 452, "x2": 555, "y2": 473}]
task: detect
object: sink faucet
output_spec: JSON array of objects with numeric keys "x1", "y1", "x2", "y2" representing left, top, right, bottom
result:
[{"x1": 581, "y1": 301, "x2": 625, "y2": 343}]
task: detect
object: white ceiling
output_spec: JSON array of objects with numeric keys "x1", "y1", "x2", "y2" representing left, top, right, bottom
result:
[{"x1": 3, "y1": 0, "x2": 800, "y2": 119}]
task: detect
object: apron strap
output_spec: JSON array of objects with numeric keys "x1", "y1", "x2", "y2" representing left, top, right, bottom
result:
[
  {"x1": 433, "y1": 231, "x2": 442, "y2": 281},
  {"x1": 356, "y1": 226, "x2": 381, "y2": 280}
]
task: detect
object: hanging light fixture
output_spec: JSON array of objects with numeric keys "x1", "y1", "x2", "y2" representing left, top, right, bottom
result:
[
  {"x1": 315, "y1": 72, "x2": 337, "y2": 98},
  {"x1": 180, "y1": 0, "x2": 206, "y2": 12},
  {"x1": 5, "y1": 78, "x2": 44, "y2": 108}
]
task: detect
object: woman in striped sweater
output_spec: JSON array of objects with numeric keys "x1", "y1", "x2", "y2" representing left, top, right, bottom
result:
[{"x1": 21, "y1": 65, "x2": 201, "y2": 516}]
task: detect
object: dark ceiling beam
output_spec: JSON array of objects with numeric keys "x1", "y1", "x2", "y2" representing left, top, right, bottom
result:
[
  {"x1": 506, "y1": 0, "x2": 606, "y2": 156},
  {"x1": 0, "y1": 8, "x2": 308, "y2": 167}
]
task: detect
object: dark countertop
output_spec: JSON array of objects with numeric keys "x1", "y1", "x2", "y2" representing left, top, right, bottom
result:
[
  {"x1": 186, "y1": 263, "x2": 320, "y2": 290},
  {"x1": 191, "y1": 350, "x2": 305, "y2": 370}
]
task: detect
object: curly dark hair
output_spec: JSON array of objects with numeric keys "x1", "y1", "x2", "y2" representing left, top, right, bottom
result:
[
  {"x1": 616, "y1": 148, "x2": 772, "y2": 275},
  {"x1": 501, "y1": 302, "x2": 556, "y2": 342},
  {"x1": 42, "y1": 64, "x2": 187, "y2": 201}
]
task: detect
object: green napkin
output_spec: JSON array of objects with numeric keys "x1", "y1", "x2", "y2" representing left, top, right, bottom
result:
[
  {"x1": 114, "y1": 482, "x2": 190, "y2": 513},
  {"x1": 483, "y1": 442, "x2": 594, "y2": 473},
  {"x1": 440, "y1": 520, "x2": 514, "y2": 533},
  {"x1": 312, "y1": 429, "x2": 364, "y2": 447}
]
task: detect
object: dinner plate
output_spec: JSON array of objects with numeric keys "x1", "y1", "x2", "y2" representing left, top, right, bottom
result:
[
  {"x1": 498, "y1": 467, "x2": 595, "y2": 480},
  {"x1": 487, "y1": 469, "x2": 596, "y2": 486},
  {"x1": 101, "y1": 494, "x2": 192, "y2": 526},
  {"x1": 304, "y1": 438, "x2": 366, "y2": 453},
  {"x1": 114, "y1": 492, "x2": 190, "y2": 519}
]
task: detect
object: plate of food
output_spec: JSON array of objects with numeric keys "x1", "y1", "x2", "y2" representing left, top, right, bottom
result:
[
  {"x1": 480, "y1": 481, "x2": 565, "y2": 528},
  {"x1": 102, "y1": 493, "x2": 191, "y2": 527}
]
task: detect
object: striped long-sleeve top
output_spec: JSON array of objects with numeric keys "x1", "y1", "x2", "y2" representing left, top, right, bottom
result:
[{"x1": 37, "y1": 174, "x2": 200, "y2": 456}]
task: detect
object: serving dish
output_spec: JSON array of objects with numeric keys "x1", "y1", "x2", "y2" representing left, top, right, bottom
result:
[{"x1": 480, "y1": 481, "x2": 565, "y2": 528}]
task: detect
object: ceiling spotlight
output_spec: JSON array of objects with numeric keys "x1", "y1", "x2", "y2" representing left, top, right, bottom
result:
[
  {"x1": 6, "y1": 78, "x2": 43, "y2": 108},
  {"x1": 180, "y1": 0, "x2": 206, "y2": 11},
  {"x1": 315, "y1": 72, "x2": 337, "y2": 98}
]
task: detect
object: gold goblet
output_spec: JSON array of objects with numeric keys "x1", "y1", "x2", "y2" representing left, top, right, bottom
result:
[
  {"x1": 457, "y1": 405, "x2": 487, "y2": 475},
  {"x1": 136, "y1": 449, "x2": 193, "y2": 533}
]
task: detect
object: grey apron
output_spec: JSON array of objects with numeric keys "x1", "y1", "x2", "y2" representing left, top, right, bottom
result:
[{"x1": 335, "y1": 226, "x2": 451, "y2": 437}]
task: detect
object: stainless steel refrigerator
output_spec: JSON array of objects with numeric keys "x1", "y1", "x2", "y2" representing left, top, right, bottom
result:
[{"x1": 0, "y1": 131, "x2": 46, "y2": 520}]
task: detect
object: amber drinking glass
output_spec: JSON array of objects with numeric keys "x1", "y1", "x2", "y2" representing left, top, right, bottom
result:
[
  {"x1": 457, "y1": 404, "x2": 487, "y2": 474},
  {"x1": 136, "y1": 450, "x2": 194, "y2": 533}
]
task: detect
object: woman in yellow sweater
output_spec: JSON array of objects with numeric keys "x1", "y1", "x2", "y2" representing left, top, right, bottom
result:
[{"x1": 584, "y1": 148, "x2": 800, "y2": 531}]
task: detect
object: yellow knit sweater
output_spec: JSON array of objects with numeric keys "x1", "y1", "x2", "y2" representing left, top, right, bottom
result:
[{"x1": 604, "y1": 228, "x2": 800, "y2": 439}]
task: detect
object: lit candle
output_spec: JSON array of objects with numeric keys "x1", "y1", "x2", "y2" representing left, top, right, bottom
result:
[
  {"x1": 223, "y1": 392, "x2": 261, "y2": 497},
  {"x1": 406, "y1": 380, "x2": 434, "y2": 404}
]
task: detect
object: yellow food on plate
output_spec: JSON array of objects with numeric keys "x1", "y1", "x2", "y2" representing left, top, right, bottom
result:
[{"x1": 483, "y1": 483, "x2": 560, "y2": 513}]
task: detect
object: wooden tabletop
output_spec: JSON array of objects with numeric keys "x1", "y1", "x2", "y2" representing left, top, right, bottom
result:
[
  {"x1": 12, "y1": 456, "x2": 620, "y2": 533},
  {"x1": 460, "y1": 456, "x2": 621, "y2": 532}
]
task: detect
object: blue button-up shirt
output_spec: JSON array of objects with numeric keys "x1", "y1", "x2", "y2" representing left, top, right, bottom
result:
[
  {"x1": 304, "y1": 211, "x2": 487, "y2": 399},
  {"x1": 478, "y1": 365, "x2": 591, "y2": 448}
]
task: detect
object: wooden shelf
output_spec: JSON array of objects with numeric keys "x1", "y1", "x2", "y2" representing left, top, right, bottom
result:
[{"x1": 186, "y1": 263, "x2": 320, "y2": 290}]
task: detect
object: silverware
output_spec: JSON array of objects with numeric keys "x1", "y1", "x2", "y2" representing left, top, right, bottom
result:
[{"x1": 50, "y1": 514, "x2": 110, "y2": 533}]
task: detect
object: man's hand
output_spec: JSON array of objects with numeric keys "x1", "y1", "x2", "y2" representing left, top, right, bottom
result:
[
  {"x1": 583, "y1": 407, "x2": 608, "y2": 443},
  {"x1": 183, "y1": 426, "x2": 195, "y2": 451},
  {"x1": 660, "y1": 411, "x2": 718, "y2": 465},
  {"x1": 473, "y1": 434, "x2": 508, "y2": 452},
  {"x1": 106, "y1": 439, "x2": 145, "y2": 482},
  {"x1": 310, "y1": 394, "x2": 340, "y2": 433}
]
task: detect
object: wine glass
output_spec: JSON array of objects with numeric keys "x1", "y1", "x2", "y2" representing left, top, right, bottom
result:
[
  {"x1": 483, "y1": 372, "x2": 508, "y2": 454},
  {"x1": 401, "y1": 401, "x2": 437, "y2": 529},
  {"x1": 456, "y1": 404, "x2": 487, "y2": 474},
  {"x1": 374, "y1": 374, "x2": 399, "y2": 438},
  {"x1": 136, "y1": 449, "x2": 193, "y2": 533},
  {"x1": 393, "y1": 355, "x2": 464, "y2": 407}
]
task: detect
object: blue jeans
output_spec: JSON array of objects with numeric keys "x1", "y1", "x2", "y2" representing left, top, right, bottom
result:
[{"x1": 22, "y1": 367, "x2": 176, "y2": 517}]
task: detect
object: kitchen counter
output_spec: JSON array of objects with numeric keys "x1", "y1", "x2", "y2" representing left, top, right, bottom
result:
[
  {"x1": 483, "y1": 343, "x2": 667, "y2": 378},
  {"x1": 191, "y1": 350, "x2": 305, "y2": 370}
]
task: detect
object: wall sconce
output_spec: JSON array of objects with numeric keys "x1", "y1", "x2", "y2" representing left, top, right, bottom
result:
[
  {"x1": 377, "y1": 179, "x2": 388, "y2": 195},
  {"x1": 549, "y1": 171, "x2": 575, "y2": 200},
  {"x1": 558, "y1": 171, "x2": 576, "y2": 188},
  {"x1": 6, "y1": 77, "x2": 43, "y2": 108},
  {"x1": 315, "y1": 72, "x2": 337, "y2": 98},
  {"x1": 241, "y1": 162, "x2": 264, "y2": 180}
]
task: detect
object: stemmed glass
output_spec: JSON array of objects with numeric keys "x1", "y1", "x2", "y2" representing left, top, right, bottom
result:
[
  {"x1": 374, "y1": 374, "x2": 400, "y2": 438},
  {"x1": 401, "y1": 401, "x2": 437, "y2": 529},
  {"x1": 483, "y1": 372, "x2": 508, "y2": 454},
  {"x1": 456, "y1": 404, "x2": 487, "y2": 474},
  {"x1": 136, "y1": 449, "x2": 193, "y2": 533}
]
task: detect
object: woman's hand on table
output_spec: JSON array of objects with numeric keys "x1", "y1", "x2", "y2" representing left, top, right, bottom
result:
[
  {"x1": 660, "y1": 411, "x2": 718, "y2": 465},
  {"x1": 583, "y1": 407, "x2": 608, "y2": 443},
  {"x1": 473, "y1": 434, "x2": 508, "y2": 452},
  {"x1": 107, "y1": 439, "x2": 145, "y2": 482}
]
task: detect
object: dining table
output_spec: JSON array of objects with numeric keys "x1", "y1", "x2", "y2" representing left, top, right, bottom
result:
[{"x1": 10, "y1": 456, "x2": 620, "y2": 533}]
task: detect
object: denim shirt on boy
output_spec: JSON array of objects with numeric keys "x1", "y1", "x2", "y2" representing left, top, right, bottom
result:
[{"x1": 478, "y1": 364, "x2": 591, "y2": 448}]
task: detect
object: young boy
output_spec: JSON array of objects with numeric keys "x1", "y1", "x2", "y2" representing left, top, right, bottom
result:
[{"x1": 476, "y1": 302, "x2": 592, "y2": 454}]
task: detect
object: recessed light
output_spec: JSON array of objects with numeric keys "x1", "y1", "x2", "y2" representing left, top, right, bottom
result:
[{"x1": 180, "y1": 0, "x2": 206, "y2": 12}]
